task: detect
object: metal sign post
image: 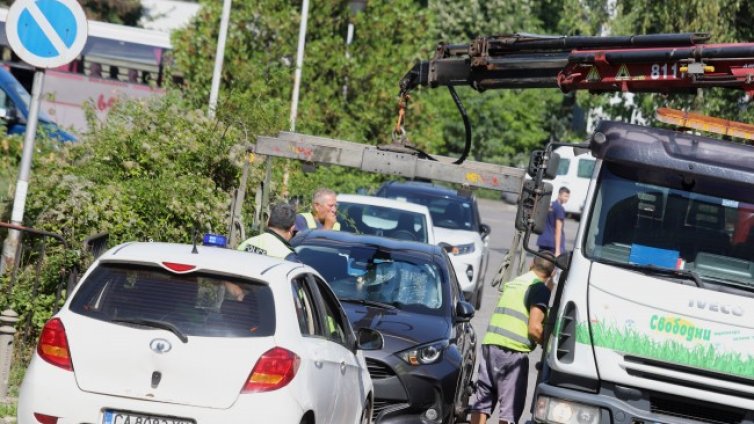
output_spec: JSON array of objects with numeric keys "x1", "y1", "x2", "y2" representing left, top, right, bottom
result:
[
  {"x1": 0, "y1": 0, "x2": 87, "y2": 274},
  {"x1": 1, "y1": 68, "x2": 45, "y2": 271}
]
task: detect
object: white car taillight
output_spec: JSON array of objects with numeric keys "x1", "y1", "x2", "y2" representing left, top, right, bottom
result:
[
  {"x1": 33, "y1": 413, "x2": 59, "y2": 424},
  {"x1": 37, "y1": 318, "x2": 73, "y2": 371},
  {"x1": 242, "y1": 347, "x2": 300, "y2": 393}
]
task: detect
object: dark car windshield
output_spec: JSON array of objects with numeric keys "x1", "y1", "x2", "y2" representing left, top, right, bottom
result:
[
  {"x1": 70, "y1": 264, "x2": 275, "y2": 337},
  {"x1": 338, "y1": 201, "x2": 430, "y2": 243},
  {"x1": 379, "y1": 187, "x2": 477, "y2": 231},
  {"x1": 584, "y1": 162, "x2": 754, "y2": 292},
  {"x1": 296, "y1": 244, "x2": 446, "y2": 315}
]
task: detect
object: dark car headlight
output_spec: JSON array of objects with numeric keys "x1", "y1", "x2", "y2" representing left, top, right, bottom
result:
[{"x1": 398, "y1": 340, "x2": 449, "y2": 365}]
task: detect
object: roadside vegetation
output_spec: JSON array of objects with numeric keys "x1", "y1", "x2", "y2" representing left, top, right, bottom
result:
[{"x1": 2, "y1": 0, "x2": 754, "y2": 409}]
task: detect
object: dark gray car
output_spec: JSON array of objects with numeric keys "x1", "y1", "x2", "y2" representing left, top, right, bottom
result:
[{"x1": 292, "y1": 230, "x2": 477, "y2": 424}]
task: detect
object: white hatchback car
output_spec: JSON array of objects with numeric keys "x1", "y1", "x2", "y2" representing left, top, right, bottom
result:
[{"x1": 18, "y1": 242, "x2": 380, "y2": 424}]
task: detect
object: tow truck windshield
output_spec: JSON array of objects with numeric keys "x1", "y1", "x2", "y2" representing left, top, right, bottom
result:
[{"x1": 584, "y1": 162, "x2": 754, "y2": 291}]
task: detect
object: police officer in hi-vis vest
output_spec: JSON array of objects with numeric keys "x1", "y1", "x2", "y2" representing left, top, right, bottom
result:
[
  {"x1": 238, "y1": 203, "x2": 299, "y2": 261},
  {"x1": 468, "y1": 253, "x2": 556, "y2": 424},
  {"x1": 294, "y1": 187, "x2": 341, "y2": 232}
]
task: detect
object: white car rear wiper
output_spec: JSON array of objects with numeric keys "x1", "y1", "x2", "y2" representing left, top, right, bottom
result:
[
  {"x1": 112, "y1": 318, "x2": 189, "y2": 343},
  {"x1": 598, "y1": 258, "x2": 705, "y2": 288},
  {"x1": 339, "y1": 298, "x2": 396, "y2": 310}
]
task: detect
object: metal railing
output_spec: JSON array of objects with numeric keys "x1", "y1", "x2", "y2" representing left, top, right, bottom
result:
[
  {"x1": 0, "y1": 222, "x2": 79, "y2": 397},
  {"x1": 0, "y1": 222, "x2": 77, "y2": 340}
]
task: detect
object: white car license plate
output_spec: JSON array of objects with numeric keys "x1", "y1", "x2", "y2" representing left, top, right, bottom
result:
[{"x1": 103, "y1": 410, "x2": 195, "y2": 424}]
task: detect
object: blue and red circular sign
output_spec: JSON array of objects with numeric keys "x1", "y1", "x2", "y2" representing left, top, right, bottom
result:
[{"x1": 6, "y1": 0, "x2": 87, "y2": 68}]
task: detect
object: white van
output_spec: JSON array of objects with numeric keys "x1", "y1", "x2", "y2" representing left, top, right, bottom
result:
[
  {"x1": 501, "y1": 146, "x2": 596, "y2": 218},
  {"x1": 550, "y1": 146, "x2": 596, "y2": 217}
]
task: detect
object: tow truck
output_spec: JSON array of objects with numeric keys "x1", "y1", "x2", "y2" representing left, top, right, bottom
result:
[{"x1": 252, "y1": 32, "x2": 754, "y2": 423}]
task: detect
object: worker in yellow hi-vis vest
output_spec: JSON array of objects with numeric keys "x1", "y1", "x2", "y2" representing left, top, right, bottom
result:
[
  {"x1": 238, "y1": 203, "x2": 299, "y2": 262},
  {"x1": 468, "y1": 253, "x2": 556, "y2": 424},
  {"x1": 294, "y1": 187, "x2": 341, "y2": 232}
]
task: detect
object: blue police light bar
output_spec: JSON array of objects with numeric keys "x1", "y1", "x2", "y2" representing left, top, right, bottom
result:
[{"x1": 203, "y1": 233, "x2": 227, "y2": 248}]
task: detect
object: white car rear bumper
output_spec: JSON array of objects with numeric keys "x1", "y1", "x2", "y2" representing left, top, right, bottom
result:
[{"x1": 18, "y1": 356, "x2": 307, "y2": 424}]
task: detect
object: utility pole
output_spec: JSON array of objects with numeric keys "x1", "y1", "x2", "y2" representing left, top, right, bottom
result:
[
  {"x1": 289, "y1": 0, "x2": 309, "y2": 133},
  {"x1": 208, "y1": 0, "x2": 232, "y2": 118},
  {"x1": 280, "y1": 0, "x2": 310, "y2": 198},
  {"x1": 343, "y1": 0, "x2": 366, "y2": 100}
]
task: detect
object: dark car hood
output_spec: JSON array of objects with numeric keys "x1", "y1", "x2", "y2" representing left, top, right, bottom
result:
[{"x1": 344, "y1": 303, "x2": 451, "y2": 352}]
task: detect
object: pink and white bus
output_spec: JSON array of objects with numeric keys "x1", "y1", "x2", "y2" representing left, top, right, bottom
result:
[{"x1": 0, "y1": 8, "x2": 173, "y2": 134}]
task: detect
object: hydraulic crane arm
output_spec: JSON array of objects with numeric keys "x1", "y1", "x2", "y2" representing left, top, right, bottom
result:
[{"x1": 399, "y1": 33, "x2": 754, "y2": 96}]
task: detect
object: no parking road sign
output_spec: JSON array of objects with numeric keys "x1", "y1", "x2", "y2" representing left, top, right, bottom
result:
[{"x1": 6, "y1": 0, "x2": 87, "y2": 69}]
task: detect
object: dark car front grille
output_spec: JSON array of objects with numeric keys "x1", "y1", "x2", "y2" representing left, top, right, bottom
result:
[
  {"x1": 366, "y1": 358, "x2": 395, "y2": 380},
  {"x1": 373, "y1": 399, "x2": 409, "y2": 422}
]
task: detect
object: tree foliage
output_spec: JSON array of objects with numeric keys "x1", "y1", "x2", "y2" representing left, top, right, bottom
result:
[
  {"x1": 79, "y1": 0, "x2": 143, "y2": 25},
  {"x1": 599, "y1": 0, "x2": 754, "y2": 127},
  {"x1": 173, "y1": 0, "x2": 435, "y2": 195},
  {"x1": 417, "y1": 0, "x2": 577, "y2": 167},
  {"x1": 0, "y1": 0, "x2": 143, "y2": 25}
]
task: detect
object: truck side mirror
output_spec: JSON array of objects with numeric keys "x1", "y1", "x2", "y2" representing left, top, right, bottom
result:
[
  {"x1": 515, "y1": 180, "x2": 553, "y2": 235},
  {"x1": 527, "y1": 150, "x2": 560, "y2": 180}
]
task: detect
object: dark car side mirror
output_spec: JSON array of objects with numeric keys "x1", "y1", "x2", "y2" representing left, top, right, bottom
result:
[
  {"x1": 356, "y1": 328, "x2": 384, "y2": 351},
  {"x1": 479, "y1": 223, "x2": 491, "y2": 240},
  {"x1": 455, "y1": 300, "x2": 475, "y2": 322}
]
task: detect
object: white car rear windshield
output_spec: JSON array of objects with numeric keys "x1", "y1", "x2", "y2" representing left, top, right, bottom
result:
[
  {"x1": 69, "y1": 264, "x2": 275, "y2": 337},
  {"x1": 338, "y1": 201, "x2": 430, "y2": 242}
]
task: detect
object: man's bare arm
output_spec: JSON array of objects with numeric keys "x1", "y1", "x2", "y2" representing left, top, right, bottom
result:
[{"x1": 528, "y1": 306, "x2": 547, "y2": 346}]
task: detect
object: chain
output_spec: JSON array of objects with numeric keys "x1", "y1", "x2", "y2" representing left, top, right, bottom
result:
[{"x1": 392, "y1": 93, "x2": 410, "y2": 144}]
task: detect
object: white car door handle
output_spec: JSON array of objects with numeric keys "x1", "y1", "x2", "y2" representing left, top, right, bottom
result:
[
  {"x1": 340, "y1": 360, "x2": 347, "y2": 373},
  {"x1": 314, "y1": 360, "x2": 323, "y2": 368}
]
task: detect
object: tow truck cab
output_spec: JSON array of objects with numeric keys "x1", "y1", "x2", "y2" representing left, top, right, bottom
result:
[{"x1": 535, "y1": 121, "x2": 754, "y2": 424}]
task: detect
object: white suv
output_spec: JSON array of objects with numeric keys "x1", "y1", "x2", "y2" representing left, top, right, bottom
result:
[{"x1": 376, "y1": 181, "x2": 491, "y2": 309}]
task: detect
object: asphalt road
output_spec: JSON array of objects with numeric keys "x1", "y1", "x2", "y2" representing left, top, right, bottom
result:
[{"x1": 470, "y1": 197, "x2": 579, "y2": 423}]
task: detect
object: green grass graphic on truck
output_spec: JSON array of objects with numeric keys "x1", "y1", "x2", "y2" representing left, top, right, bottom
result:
[{"x1": 575, "y1": 321, "x2": 754, "y2": 379}]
